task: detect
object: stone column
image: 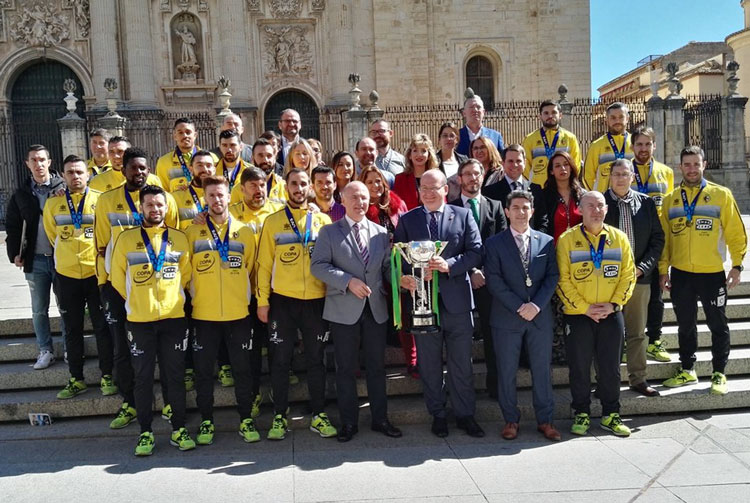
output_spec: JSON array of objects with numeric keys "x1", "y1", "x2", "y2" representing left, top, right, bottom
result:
[
  {"x1": 326, "y1": 0, "x2": 355, "y2": 106},
  {"x1": 720, "y1": 94, "x2": 750, "y2": 211},
  {"x1": 120, "y1": 0, "x2": 158, "y2": 107},
  {"x1": 557, "y1": 84, "x2": 573, "y2": 130},
  {"x1": 58, "y1": 114, "x2": 88, "y2": 159},
  {"x1": 343, "y1": 109, "x2": 368, "y2": 153},
  {"x1": 662, "y1": 96, "x2": 686, "y2": 170},
  {"x1": 217, "y1": 0, "x2": 252, "y2": 108},
  {"x1": 89, "y1": 0, "x2": 121, "y2": 106},
  {"x1": 646, "y1": 96, "x2": 665, "y2": 162}
]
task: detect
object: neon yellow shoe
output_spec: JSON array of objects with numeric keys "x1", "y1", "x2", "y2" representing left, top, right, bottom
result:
[
  {"x1": 251, "y1": 393, "x2": 262, "y2": 419},
  {"x1": 310, "y1": 413, "x2": 337, "y2": 438},
  {"x1": 170, "y1": 427, "x2": 196, "y2": 451},
  {"x1": 110, "y1": 402, "x2": 137, "y2": 429},
  {"x1": 240, "y1": 418, "x2": 261, "y2": 443},
  {"x1": 196, "y1": 420, "x2": 215, "y2": 445},
  {"x1": 600, "y1": 413, "x2": 631, "y2": 437},
  {"x1": 709, "y1": 372, "x2": 728, "y2": 395},
  {"x1": 647, "y1": 341, "x2": 672, "y2": 362},
  {"x1": 218, "y1": 365, "x2": 234, "y2": 387},
  {"x1": 57, "y1": 378, "x2": 87, "y2": 399},
  {"x1": 267, "y1": 414, "x2": 288, "y2": 441},
  {"x1": 100, "y1": 375, "x2": 118, "y2": 396},
  {"x1": 184, "y1": 368, "x2": 195, "y2": 392},
  {"x1": 570, "y1": 413, "x2": 590, "y2": 436},
  {"x1": 662, "y1": 368, "x2": 698, "y2": 388},
  {"x1": 161, "y1": 404, "x2": 173, "y2": 421},
  {"x1": 134, "y1": 432, "x2": 155, "y2": 456}
]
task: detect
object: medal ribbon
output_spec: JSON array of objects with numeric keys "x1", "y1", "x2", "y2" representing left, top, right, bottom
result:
[
  {"x1": 175, "y1": 146, "x2": 196, "y2": 184},
  {"x1": 266, "y1": 174, "x2": 274, "y2": 194},
  {"x1": 285, "y1": 206, "x2": 311, "y2": 248},
  {"x1": 65, "y1": 188, "x2": 87, "y2": 229},
  {"x1": 541, "y1": 128, "x2": 560, "y2": 159},
  {"x1": 188, "y1": 185, "x2": 204, "y2": 213},
  {"x1": 140, "y1": 227, "x2": 169, "y2": 274},
  {"x1": 580, "y1": 225, "x2": 606, "y2": 269},
  {"x1": 223, "y1": 160, "x2": 242, "y2": 190},
  {"x1": 633, "y1": 160, "x2": 653, "y2": 194},
  {"x1": 206, "y1": 216, "x2": 231, "y2": 262},
  {"x1": 681, "y1": 178, "x2": 707, "y2": 225},
  {"x1": 124, "y1": 187, "x2": 143, "y2": 225},
  {"x1": 607, "y1": 132, "x2": 627, "y2": 160}
]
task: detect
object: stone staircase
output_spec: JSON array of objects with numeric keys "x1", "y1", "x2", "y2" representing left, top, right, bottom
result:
[{"x1": 2, "y1": 280, "x2": 750, "y2": 429}]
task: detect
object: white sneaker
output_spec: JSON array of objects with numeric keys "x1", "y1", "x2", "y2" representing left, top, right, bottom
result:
[{"x1": 33, "y1": 350, "x2": 55, "y2": 370}]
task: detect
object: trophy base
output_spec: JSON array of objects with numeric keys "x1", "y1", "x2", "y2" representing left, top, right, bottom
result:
[{"x1": 411, "y1": 313, "x2": 440, "y2": 335}]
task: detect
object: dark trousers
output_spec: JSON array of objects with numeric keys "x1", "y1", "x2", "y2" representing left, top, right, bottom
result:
[
  {"x1": 127, "y1": 318, "x2": 189, "y2": 433},
  {"x1": 414, "y1": 299, "x2": 475, "y2": 419},
  {"x1": 646, "y1": 272, "x2": 665, "y2": 344},
  {"x1": 565, "y1": 312, "x2": 624, "y2": 416},
  {"x1": 671, "y1": 268, "x2": 730, "y2": 373},
  {"x1": 268, "y1": 294, "x2": 327, "y2": 416},
  {"x1": 56, "y1": 274, "x2": 112, "y2": 380},
  {"x1": 101, "y1": 282, "x2": 134, "y2": 404},
  {"x1": 184, "y1": 294, "x2": 230, "y2": 372},
  {"x1": 194, "y1": 317, "x2": 254, "y2": 421},
  {"x1": 493, "y1": 322, "x2": 555, "y2": 424},
  {"x1": 474, "y1": 286, "x2": 497, "y2": 396},
  {"x1": 330, "y1": 301, "x2": 387, "y2": 427},
  {"x1": 249, "y1": 297, "x2": 267, "y2": 396}
]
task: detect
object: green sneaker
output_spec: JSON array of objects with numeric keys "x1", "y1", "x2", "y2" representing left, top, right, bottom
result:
[
  {"x1": 662, "y1": 368, "x2": 698, "y2": 388},
  {"x1": 110, "y1": 402, "x2": 137, "y2": 429},
  {"x1": 289, "y1": 371, "x2": 299, "y2": 385},
  {"x1": 170, "y1": 427, "x2": 196, "y2": 451},
  {"x1": 240, "y1": 418, "x2": 261, "y2": 443},
  {"x1": 647, "y1": 340, "x2": 672, "y2": 362},
  {"x1": 310, "y1": 412, "x2": 337, "y2": 438},
  {"x1": 100, "y1": 375, "x2": 118, "y2": 396},
  {"x1": 134, "y1": 431, "x2": 155, "y2": 456},
  {"x1": 570, "y1": 413, "x2": 590, "y2": 436},
  {"x1": 600, "y1": 413, "x2": 631, "y2": 437},
  {"x1": 57, "y1": 377, "x2": 87, "y2": 399},
  {"x1": 218, "y1": 365, "x2": 235, "y2": 387},
  {"x1": 251, "y1": 393, "x2": 262, "y2": 419},
  {"x1": 196, "y1": 420, "x2": 215, "y2": 445},
  {"x1": 621, "y1": 352, "x2": 628, "y2": 364},
  {"x1": 710, "y1": 372, "x2": 728, "y2": 395},
  {"x1": 184, "y1": 368, "x2": 195, "y2": 392},
  {"x1": 161, "y1": 404, "x2": 173, "y2": 421},
  {"x1": 267, "y1": 414, "x2": 288, "y2": 440}
]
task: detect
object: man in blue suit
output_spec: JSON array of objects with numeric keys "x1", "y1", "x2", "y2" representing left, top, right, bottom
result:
[
  {"x1": 484, "y1": 189, "x2": 561, "y2": 442},
  {"x1": 394, "y1": 170, "x2": 484, "y2": 438},
  {"x1": 456, "y1": 95, "x2": 504, "y2": 157}
]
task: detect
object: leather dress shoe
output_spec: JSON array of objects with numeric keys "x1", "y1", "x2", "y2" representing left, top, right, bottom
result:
[
  {"x1": 502, "y1": 422, "x2": 519, "y2": 440},
  {"x1": 537, "y1": 423, "x2": 562, "y2": 442},
  {"x1": 630, "y1": 381, "x2": 660, "y2": 397},
  {"x1": 431, "y1": 416, "x2": 448, "y2": 438},
  {"x1": 372, "y1": 420, "x2": 402, "y2": 438},
  {"x1": 337, "y1": 423, "x2": 358, "y2": 442},
  {"x1": 456, "y1": 416, "x2": 485, "y2": 438}
]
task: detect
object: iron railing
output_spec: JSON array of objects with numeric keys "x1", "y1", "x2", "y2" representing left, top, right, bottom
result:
[{"x1": 684, "y1": 94, "x2": 722, "y2": 169}]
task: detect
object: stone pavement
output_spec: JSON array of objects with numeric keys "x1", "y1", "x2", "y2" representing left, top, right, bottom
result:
[{"x1": 1, "y1": 410, "x2": 750, "y2": 502}]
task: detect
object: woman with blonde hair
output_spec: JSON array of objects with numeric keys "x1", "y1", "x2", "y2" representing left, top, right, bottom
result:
[
  {"x1": 471, "y1": 136, "x2": 504, "y2": 188},
  {"x1": 283, "y1": 138, "x2": 318, "y2": 176},
  {"x1": 392, "y1": 133, "x2": 440, "y2": 210}
]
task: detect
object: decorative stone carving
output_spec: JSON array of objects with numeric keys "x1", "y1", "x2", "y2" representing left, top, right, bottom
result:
[
  {"x1": 199, "y1": 0, "x2": 208, "y2": 11},
  {"x1": 10, "y1": 3, "x2": 70, "y2": 47},
  {"x1": 311, "y1": 0, "x2": 325, "y2": 11},
  {"x1": 727, "y1": 61, "x2": 741, "y2": 96},
  {"x1": 263, "y1": 25, "x2": 313, "y2": 79},
  {"x1": 177, "y1": 0, "x2": 190, "y2": 11},
  {"x1": 161, "y1": 0, "x2": 171, "y2": 11},
  {"x1": 63, "y1": 0, "x2": 90, "y2": 38},
  {"x1": 269, "y1": 0, "x2": 303, "y2": 18},
  {"x1": 172, "y1": 13, "x2": 203, "y2": 83},
  {"x1": 247, "y1": 0, "x2": 261, "y2": 12}
]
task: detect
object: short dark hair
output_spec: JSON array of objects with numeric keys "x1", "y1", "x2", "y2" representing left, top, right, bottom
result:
[
  {"x1": 503, "y1": 143, "x2": 525, "y2": 159},
  {"x1": 311, "y1": 165, "x2": 334, "y2": 181},
  {"x1": 285, "y1": 167, "x2": 308, "y2": 182},
  {"x1": 632, "y1": 125, "x2": 656, "y2": 144},
  {"x1": 190, "y1": 149, "x2": 214, "y2": 165},
  {"x1": 252, "y1": 138, "x2": 273, "y2": 153},
  {"x1": 330, "y1": 151, "x2": 354, "y2": 169},
  {"x1": 240, "y1": 166, "x2": 266, "y2": 185},
  {"x1": 606, "y1": 102, "x2": 629, "y2": 115},
  {"x1": 538, "y1": 99, "x2": 559, "y2": 113},
  {"x1": 89, "y1": 128, "x2": 111, "y2": 140},
  {"x1": 108, "y1": 135, "x2": 130, "y2": 145},
  {"x1": 62, "y1": 154, "x2": 86, "y2": 170},
  {"x1": 259, "y1": 130, "x2": 280, "y2": 142},
  {"x1": 138, "y1": 184, "x2": 165, "y2": 204},
  {"x1": 680, "y1": 145, "x2": 705, "y2": 163},
  {"x1": 173, "y1": 117, "x2": 195, "y2": 128},
  {"x1": 458, "y1": 158, "x2": 484, "y2": 176},
  {"x1": 506, "y1": 189, "x2": 534, "y2": 208},
  {"x1": 219, "y1": 129, "x2": 240, "y2": 141},
  {"x1": 27, "y1": 144, "x2": 50, "y2": 159},
  {"x1": 202, "y1": 175, "x2": 229, "y2": 190},
  {"x1": 123, "y1": 147, "x2": 148, "y2": 168}
]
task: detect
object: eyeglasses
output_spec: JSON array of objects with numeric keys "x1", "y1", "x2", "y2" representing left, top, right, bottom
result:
[
  {"x1": 369, "y1": 129, "x2": 389, "y2": 136},
  {"x1": 419, "y1": 185, "x2": 446, "y2": 193}
]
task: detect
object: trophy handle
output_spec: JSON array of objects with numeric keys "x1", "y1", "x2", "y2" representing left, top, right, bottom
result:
[
  {"x1": 394, "y1": 243, "x2": 411, "y2": 264},
  {"x1": 435, "y1": 241, "x2": 447, "y2": 257}
]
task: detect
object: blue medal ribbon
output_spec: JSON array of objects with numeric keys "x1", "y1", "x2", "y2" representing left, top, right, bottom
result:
[
  {"x1": 285, "y1": 206, "x2": 311, "y2": 248},
  {"x1": 123, "y1": 186, "x2": 143, "y2": 226},
  {"x1": 175, "y1": 146, "x2": 196, "y2": 184},
  {"x1": 223, "y1": 161, "x2": 242, "y2": 190},
  {"x1": 607, "y1": 132, "x2": 628, "y2": 160},
  {"x1": 681, "y1": 178, "x2": 707, "y2": 226},
  {"x1": 580, "y1": 224, "x2": 606, "y2": 269},
  {"x1": 140, "y1": 227, "x2": 169, "y2": 275},
  {"x1": 188, "y1": 185, "x2": 204, "y2": 213},
  {"x1": 266, "y1": 174, "x2": 274, "y2": 194},
  {"x1": 540, "y1": 128, "x2": 560, "y2": 159},
  {"x1": 65, "y1": 188, "x2": 87, "y2": 229},
  {"x1": 206, "y1": 215, "x2": 231, "y2": 262},
  {"x1": 633, "y1": 160, "x2": 652, "y2": 194}
]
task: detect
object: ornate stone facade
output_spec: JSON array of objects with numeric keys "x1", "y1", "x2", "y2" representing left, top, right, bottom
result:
[{"x1": 10, "y1": 3, "x2": 70, "y2": 47}]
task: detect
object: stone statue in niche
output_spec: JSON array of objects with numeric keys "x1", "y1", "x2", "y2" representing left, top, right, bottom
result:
[
  {"x1": 263, "y1": 25, "x2": 313, "y2": 79},
  {"x1": 176, "y1": 25, "x2": 197, "y2": 64},
  {"x1": 171, "y1": 12, "x2": 202, "y2": 83}
]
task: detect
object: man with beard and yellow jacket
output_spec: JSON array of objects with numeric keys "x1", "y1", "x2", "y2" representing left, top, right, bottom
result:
[{"x1": 583, "y1": 102, "x2": 634, "y2": 192}]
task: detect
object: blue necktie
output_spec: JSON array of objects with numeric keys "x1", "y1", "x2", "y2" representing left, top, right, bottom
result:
[{"x1": 429, "y1": 212, "x2": 439, "y2": 241}]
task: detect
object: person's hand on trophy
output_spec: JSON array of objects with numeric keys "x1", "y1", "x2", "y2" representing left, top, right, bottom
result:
[
  {"x1": 400, "y1": 275, "x2": 419, "y2": 292},
  {"x1": 426, "y1": 256, "x2": 449, "y2": 275}
]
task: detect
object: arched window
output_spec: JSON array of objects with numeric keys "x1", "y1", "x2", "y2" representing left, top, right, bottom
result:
[{"x1": 466, "y1": 56, "x2": 494, "y2": 109}]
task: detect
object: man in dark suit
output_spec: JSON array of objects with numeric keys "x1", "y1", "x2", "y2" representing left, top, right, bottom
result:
[
  {"x1": 395, "y1": 170, "x2": 484, "y2": 438},
  {"x1": 310, "y1": 181, "x2": 402, "y2": 442},
  {"x1": 456, "y1": 95, "x2": 504, "y2": 157},
  {"x1": 484, "y1": 189, "x2": 561, "y2": 441},
  {"x1": 449, "y1": 158, "x2": 506, "y2": 398}
]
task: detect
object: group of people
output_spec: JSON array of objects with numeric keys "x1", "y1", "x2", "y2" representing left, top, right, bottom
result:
[{"x1": 4, "y1": 97, "x2": 746, "y2": 456}]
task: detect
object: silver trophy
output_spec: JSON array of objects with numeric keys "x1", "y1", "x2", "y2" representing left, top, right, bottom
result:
[{"x1": 395, "y1": 241, "x2": 445, "y2": 334}]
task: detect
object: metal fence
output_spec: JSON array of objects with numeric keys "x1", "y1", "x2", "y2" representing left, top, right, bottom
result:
[{"x1": 684, "y1": 94, "x2": 722, "y2": 169}]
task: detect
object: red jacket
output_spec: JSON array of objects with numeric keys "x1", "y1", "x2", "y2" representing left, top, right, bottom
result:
[
  {"x1": 393, "y1": 173, "x2": 420, "y2": 210},
  {"x1": 365, "y1": 191, "x2": 407, "y2": 230}
]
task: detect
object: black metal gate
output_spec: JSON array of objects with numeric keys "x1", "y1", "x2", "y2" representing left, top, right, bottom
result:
[
  {"x1": 684, "y1": 95, "x2": 722, "y2": 169},
  {"x1": 10, "y1": 61, "x2": 84, "y2": 178},
  {"x1": 263, "y1": 89, "x2": 320, "y2": 140}
]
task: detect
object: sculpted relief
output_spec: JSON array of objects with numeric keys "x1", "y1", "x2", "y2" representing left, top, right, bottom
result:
[
  {"x1": 10, "y1": 3, "x2": 69, "y2": 47},
  {"x1": 263, "y1": 24, "x2": 313, "y2": 79}
]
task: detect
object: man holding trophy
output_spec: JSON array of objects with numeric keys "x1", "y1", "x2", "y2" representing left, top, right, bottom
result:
[{"x1": 393, "y1": 170, "x2": 484, "y2": 438}]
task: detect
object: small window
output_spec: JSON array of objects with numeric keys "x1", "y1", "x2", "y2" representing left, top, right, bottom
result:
[{"x1": 466, "y1": 56, "x2": 494, "y2": 109}]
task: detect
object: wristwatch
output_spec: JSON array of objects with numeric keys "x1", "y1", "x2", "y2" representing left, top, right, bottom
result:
[
  {"x1": 733, "y1": 265, "x2": 744, "y2": 272},
  {"x1": 611, "y1": 303, "x2": 622, "y2": 313}
]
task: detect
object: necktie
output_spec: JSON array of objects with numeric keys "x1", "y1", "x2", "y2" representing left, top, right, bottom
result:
[
  {"x1": 515, "y1": 233, "x2": 529, "y2": 269},
  {"x1": 468, "y1": 198, "x2": 480, "y2": 226},
  {"x1": 429, "y1": 211, "x2": 439, "y2": 241},
  {"x1": 352, "y1": 222, "x2": 369, "y2": 265}
]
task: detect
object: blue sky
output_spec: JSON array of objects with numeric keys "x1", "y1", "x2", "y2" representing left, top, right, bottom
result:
[{"x1": 590, "y1": 0, "x2": 744, "y2": 96}]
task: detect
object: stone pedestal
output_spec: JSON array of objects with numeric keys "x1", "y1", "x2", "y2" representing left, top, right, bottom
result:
[
  {"x1": 97, "y1": 114, "x2": 128, "y2": 138},
  {"x1": 57, "y1": 114, "x2": 87, "y2": 159},
  {"x1": 720, "y1": 94, "x2": 750, "y2": 211},
  {"x1": 663, "y1": 96, "x2": 687, "y2": 170},
  {"x1": 342, "y1": 107, "x2": 384, "y2": 152},
  {"x1": 646, "y1": 96, "x2": 665, "y2": 163},
  {"x1": 558, "y1": 101, "x2": 573, "y2": 131}
]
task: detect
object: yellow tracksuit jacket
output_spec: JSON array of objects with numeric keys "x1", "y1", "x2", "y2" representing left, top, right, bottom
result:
[
  {"x1": 583, "y1": 133, "x2": 634, "y2": 192},
  {"x1": 156, "y1": 147, "x2": 219, "y2": 192},
  {"x1": 88, "y1": 167, "x2": 162, "y2": 193},
  {"x1": 631, "y1": 159, "x2": 674, "y2": 216},
  {"x1": 522, "y1": 127, "x2": 581, "y2": 187},
  {"x1": 173, "y1": 185, "x2": 205, "y2": 230}
]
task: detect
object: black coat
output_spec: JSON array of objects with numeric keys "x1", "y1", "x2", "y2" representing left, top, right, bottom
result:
[
  {"x1": 484, "y1": 177, "x2": 548, "y2": 233},
  {"x1": 5, "y1": 173, "x2": 66, "y2": 273},
  {"x1": 448, "y1": 194, "x2": 507, "y2": 243},
  {"x1": 535, "y1": 186, "x2": 580, "y2": 237},
  {"x1": 603, "y1": 190, "x2": 665, "y2": 284}
]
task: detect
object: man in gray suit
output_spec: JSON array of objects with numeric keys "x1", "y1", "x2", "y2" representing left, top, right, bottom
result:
[
  {"x1": 484, "y1": 190, "x2": 561, "y2": 442},
  {"x1": 311, "y1": 181, "x2": 402, "y2": 442}
]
